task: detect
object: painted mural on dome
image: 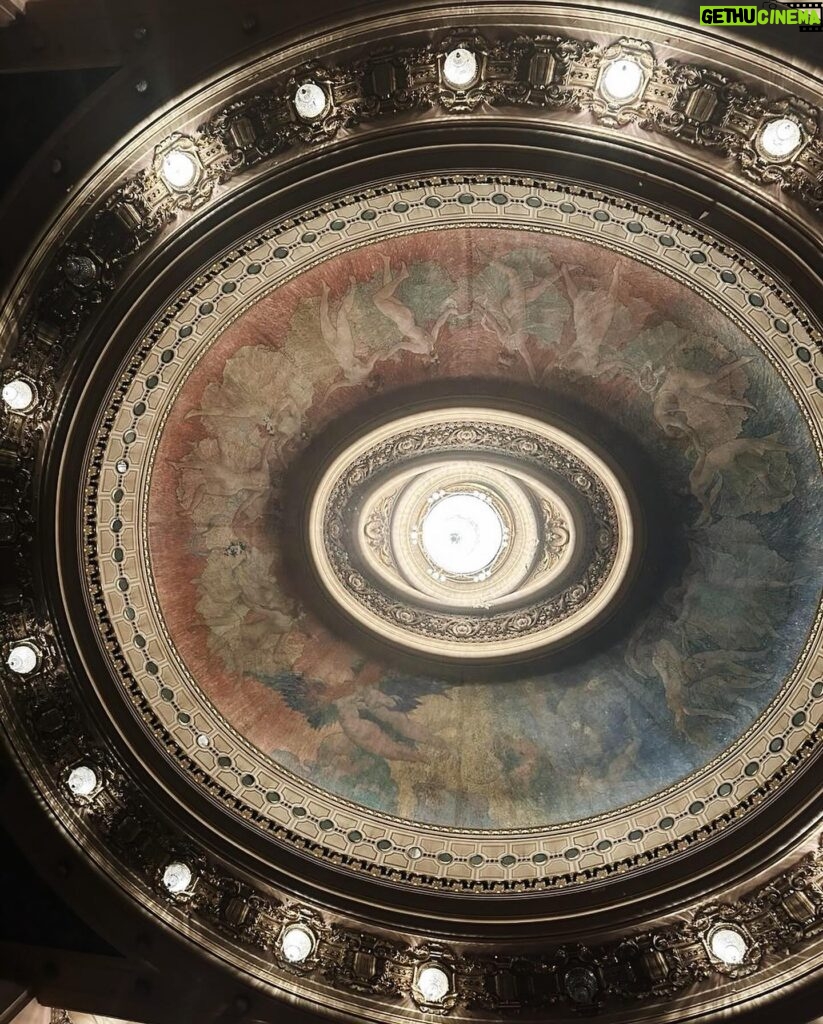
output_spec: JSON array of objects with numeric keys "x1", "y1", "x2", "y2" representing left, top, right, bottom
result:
[{"x1": 148, "y1": 228, "x2": 823, "y2": 829}]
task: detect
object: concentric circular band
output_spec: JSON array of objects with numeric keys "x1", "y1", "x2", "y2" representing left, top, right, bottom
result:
[{"x1": 308, "y1": 405, "x2": 634, "y2": 660}]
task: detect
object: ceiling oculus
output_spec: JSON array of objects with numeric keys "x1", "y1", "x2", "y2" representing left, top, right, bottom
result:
[{"x1": 307, "y1": 406, "x2": 634, "y2": 660}]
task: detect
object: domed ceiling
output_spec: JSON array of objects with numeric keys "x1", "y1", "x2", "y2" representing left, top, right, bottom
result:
[
  {"x1": 87, "y1": 180, "x2": 822, "y2": 887},
  {"x1": 2, "y1": 6, "x2": 823, "y2": 1023}
]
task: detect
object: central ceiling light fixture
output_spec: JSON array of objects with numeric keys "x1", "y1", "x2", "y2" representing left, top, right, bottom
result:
[{"x1": 420, "y1": 489, "x2": 506, "y2": 580}]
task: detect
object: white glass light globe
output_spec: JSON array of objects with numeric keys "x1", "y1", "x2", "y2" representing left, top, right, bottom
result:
[
  {"x1": 709, "y1": 926, "x2": 748, "y2": 964},
  {"x1": 443, "y1": 47, "x2": 479, "y2": 89},
  {"x1": 759, "y1": 118, "x2": 802, "y2": 159},
  {"x1": 160, "y1": 149, "x2": 199, "y2": 190},
  {"x1": 416, "y1": 964, "x2": 450, "y2": 1002},
  {"x1": 600, "y1": 58, "x2": 645, "y2": 102},
  {"x1": 68, "y1": 766, "x2": 98, "y2": 797},
  {"x1": 2, "y1": 379, "x2": 35, "y2": 412},
  {"x1": 6, "y1": 644, "x2": 39, "y2": 674},
  {"x1": 420, "y1": 492, "x2": 504, "y2": 577},
  {"x1": 280, "y1": 923, "x2": 315, "y2": 963},
  {"x1": 294, "y1": 82, "x2": 328, "y2": 120},
  {"x1": 162, "y1": 861, "x2": 193, "y2": 894}
]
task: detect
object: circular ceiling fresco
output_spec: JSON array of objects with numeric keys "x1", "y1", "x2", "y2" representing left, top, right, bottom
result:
[{"x1": 86, "y1": 176, "x2": 823, "y2": 888}]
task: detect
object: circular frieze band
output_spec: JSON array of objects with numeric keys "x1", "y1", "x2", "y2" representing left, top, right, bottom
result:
[{"x1": 308, "y1": 406, "x2": 631, "y2": 660}]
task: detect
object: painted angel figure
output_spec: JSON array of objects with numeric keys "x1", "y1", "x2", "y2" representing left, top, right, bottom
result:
[{"x1": 373, "y1": 255, "x2": 453, "y2": 362}]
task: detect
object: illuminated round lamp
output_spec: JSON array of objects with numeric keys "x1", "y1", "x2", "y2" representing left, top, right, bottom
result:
[
  {"x1": 420, "y1": 490, "x2": 505, "y2": 578},
  {"x1": 442, "y1": 47, "x2": 479, "y2": 89},
  {"x1": 67, "y1": 765, "x2": 98, "y2": 798},
  {"x1": 2, "y1": 378, "x2": 35, "y2": 412},
  {"x1": 599, "y1": 58, "x2": 646, "y2": 103},
  {"x1": 415, "y1": 964, "x2": 451, "y2": 1003},
  {"x1": 759, "y1": 117, "x2": 803, "y2": 160},
  {"x1": 293, "y1": 81, "x2": 329, "y2": 121},
  {"x1": 279, "y1": 922, "x2": 316, "y2": 963},
  {"x1": 6, "y1": 643, "x2": 40, "y2": 674},
  {"x1": 160, "y1": 149, "x2": 200, "y2": 191},
  {"x1": 162, "y1": 861, "x2": 193, "y2": 894},
  {"x1": 709, "y1": 925, "x2": 748, "y2": 965}
]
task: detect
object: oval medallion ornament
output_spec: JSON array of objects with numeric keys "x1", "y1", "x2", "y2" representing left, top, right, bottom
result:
[{"x1": 307, "y1": 406, "x2": 635, "y2": 660}]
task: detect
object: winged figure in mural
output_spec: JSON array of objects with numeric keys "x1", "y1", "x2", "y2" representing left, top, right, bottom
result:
[
  {"x1": 688, "y1": 432, "x2": 795, "y2": 523},
  {"x1": 372, "y1": 255, "x2": 453, "y2": 361},
  {"x1": 477, "y1": 258, "x2": 556, "y2": 381},
  {"x1": 264, "y1": 667, "x2": 452, "y2": 765},
  {"x1": 319, "y1": 277, "x2": 387, "y2": 389}
]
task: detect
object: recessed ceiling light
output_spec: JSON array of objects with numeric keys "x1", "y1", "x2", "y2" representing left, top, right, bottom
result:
[
  {"x1": 759, "y1": 117, "x2": 803, "y2": 159},
  {"x1": 709, "y1": 926, "x2": 748, "y2": 964},
  {"x1": 68, "y1": 765, "x2": 98, "y2": 797},
  {"x1": 6, "y1": 643, "x2": 40, "y2": 674},
  {"x1": 442, "y1": 47, "x2": 479, "y2": 89},
  {"x1": 162, "y1": 861, "x2": 193, "y2": 894},
  {"x1": 600, "y1": 58, "x2": 645, "y2": 103},
  {"x1": 415, "y1": 964, "x2": 450, "y2": 1002},
  {"x1": 293, "y1": 82, "x2": 328, "y2": 121},
  {"x1": 160, "y1": 149, "x2": 199, "y2": 191},
  {"x1": 2, "y1": 379, "x2": 35, "y2": 412},
  {"x1": 280, "y1": 923, "x2": 315, "y2": 962}
]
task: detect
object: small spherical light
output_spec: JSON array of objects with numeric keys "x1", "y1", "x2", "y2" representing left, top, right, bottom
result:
[
  {"x1": 600, "y1": 58, "x2": 645, "y2": 103},
  {"x1": 6, "y1": 643, "x2": 39, "y2": 674},
  {"x1": 709, "y1": 926, "x2": 748, "y2": 965},
  {"x1": 67, "y1": 765, "x2": 98, "y2": 797},
  {"x1": 280, "y1": 923, "x2": 315, "y2": 963},
  {"x1": 196, "y1": 733, "x2": 209, "y2": 748},
  {"x1": 2, "y1": 379, "x2": 35, "y2": 412},
  {"x1": 759, "y1": 117, "x2": 803, "y2": 159},
  {"x1": 293, "y1": 82, "x2": 328, "y2": 121},
  {"x1": 160, "y1": 149, "x2": 199, "y2": 191},
  {"x1": 416, "y1": 964, "x2": 450, "y2": 1002},
  {"x1": 162, "y1": 861, "x2": 193, "y2": 894},
  {"x1": 442, "y1": 47, "x2": 479, "y2": 89}
]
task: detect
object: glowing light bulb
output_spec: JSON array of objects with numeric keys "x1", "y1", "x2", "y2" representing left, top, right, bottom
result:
[
  {"x1": 759, "y1": 118, "x2": 802, "y2": 159},
  {"x1": 420, "y1": 491, "x2": 504, "y2": 576},
  {"x1": 2, "y1": 379, "x2": 35, "y2": 412},
  {"x1": 162, "y1": 861, "x2": 193, "y2": 893},
  {"x1": 294, "y1": 82, "x2": 328, "y2": 120},
  {"x1": 68, "y1": 766, "x2": 98, "y2": 797},
  {"x1": 280, "y1": 923, "x2": 315, "y2": 962},
  {"x1": 160, "y1": 149, "x2": 199, "y2": 190},
  {"x1": 7, "y1": 644, "x2": 39, "y2": 674},
  {"x1": 416, "y1": 964, "x2": 450, "y2": 1002},
  {"x1": 600, "y1": 58, "x2": 645, "y2": 102},
  {"x1": 443, "y1": 47, "x2": 478, "y2": 89},
  {"x1": 710, "y1": 926, "x2": 748, "y2": 964}
]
